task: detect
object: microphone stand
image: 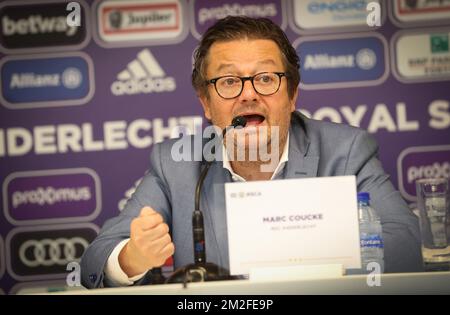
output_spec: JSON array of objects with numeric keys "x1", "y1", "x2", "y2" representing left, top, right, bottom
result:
[{"x1": 165, "y1": 116, "x2": 247, "y2": 286}]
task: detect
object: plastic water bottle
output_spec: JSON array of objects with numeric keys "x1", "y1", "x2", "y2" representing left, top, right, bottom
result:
[{"x1": 358, "y1": 192, "x2": 384, "y2": 274}]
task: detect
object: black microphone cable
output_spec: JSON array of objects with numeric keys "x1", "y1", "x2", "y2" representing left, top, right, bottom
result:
[{"x1": 192, "y1": 116, "x2": 247, "y2": 265}]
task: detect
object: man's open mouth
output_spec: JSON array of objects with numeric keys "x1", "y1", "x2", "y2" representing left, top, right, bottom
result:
[{"x1": 241, "y1": 114, "x2": 266, "y2": 126}]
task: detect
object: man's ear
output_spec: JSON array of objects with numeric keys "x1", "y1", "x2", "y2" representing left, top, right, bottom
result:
[
  {"x1": 289, "y1": 88, "x2": 299, "y2": 112},
  {"x1": 199, "y1": 94, "x2": 212, "y2": 121}
]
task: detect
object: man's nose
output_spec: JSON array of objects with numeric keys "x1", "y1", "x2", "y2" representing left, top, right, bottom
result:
[{"x1": 239, "y1": 79, "x2": 258, "y2": 101}]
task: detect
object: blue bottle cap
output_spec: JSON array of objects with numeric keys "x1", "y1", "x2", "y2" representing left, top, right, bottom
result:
[{"x1": 357, "y1": 192, "x2": 370, "y2": 202}]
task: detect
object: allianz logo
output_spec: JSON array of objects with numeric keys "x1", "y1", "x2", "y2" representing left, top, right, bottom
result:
[
  {"x1": 2, "y1": 15, "x2": 78, "y2": 37},
  {"x1": 304, "y1": 49, "x2": 377, "y2": 70},
  {"x1": 111, "y1": 49, "x2": 176, "y2": 96},
  {"x1": 307, "y1": 0, "x2": 369, "y2": 13},
  {"x1": 9, "y1": 67, "x2": 83, "y2": 90}
]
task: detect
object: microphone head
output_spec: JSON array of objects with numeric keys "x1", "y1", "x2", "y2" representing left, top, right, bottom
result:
[{"x1": 231, "y1": 116, "x2": 247, "y2": 128}]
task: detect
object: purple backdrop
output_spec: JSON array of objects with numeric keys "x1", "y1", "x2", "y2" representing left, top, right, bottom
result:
[{"x1": 0, "y1": 0, "x2": 449, "y2": 294}]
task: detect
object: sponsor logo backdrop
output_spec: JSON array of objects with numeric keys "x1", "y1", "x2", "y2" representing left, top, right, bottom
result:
[{"x1": 0, "y1": 0, "x2": 449, "y2": 293}]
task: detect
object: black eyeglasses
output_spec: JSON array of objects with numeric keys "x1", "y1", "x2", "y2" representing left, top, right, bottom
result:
[{"x1": 207, "y1": 72, "x2": 286, "y2": 99}]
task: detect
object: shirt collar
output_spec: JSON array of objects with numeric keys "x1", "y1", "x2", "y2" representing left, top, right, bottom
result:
[{"x1": 222, "y1": 132, "x2": 290, "y2": 182}]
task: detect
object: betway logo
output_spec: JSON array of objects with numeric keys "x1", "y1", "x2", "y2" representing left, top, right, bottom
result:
[
  {"x1": 2, "y1": 15, "x2": 77, "y2": 37},
  {"x1": 111, "y1": 49, "x2": 176, "y2": 95}
]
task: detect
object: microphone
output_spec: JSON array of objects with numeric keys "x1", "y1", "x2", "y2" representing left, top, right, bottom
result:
[
  {"x1": 193, "y1": 116, "x2": 247, "y2": 264},
  {"x1": 166, "y1": 116, "x2": 247, "y2": 285},
  {"x1": 222, "y1": 115, "x2": 247, "y2": 138}
]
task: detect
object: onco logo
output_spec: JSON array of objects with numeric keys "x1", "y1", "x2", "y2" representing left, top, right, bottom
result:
[
  {"x1": 19, "y1": 237, "x2": 89, "y2": 267},
  {"x1": 6, "y1": 224, "x2": 98, "y2": 281},
  {"x1": 290, "y1": 0, "x2": 385, "y2": 34}
]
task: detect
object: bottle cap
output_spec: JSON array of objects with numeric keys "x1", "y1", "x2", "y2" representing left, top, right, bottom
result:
[{"x1": 357, "y1": 192, "x2": 370, "y2": 202}]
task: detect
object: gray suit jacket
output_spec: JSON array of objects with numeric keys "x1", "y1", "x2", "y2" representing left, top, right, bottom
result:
[{"x1": 80, "y1": 113, "x2": 423, "y2": 289}]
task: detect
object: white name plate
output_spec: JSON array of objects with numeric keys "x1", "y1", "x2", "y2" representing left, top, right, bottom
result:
[{"x1": 225, "y1": 176, "x2": 361, "y2": 275}]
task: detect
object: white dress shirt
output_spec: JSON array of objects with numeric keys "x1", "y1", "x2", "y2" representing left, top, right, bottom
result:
[
  {"x1": 105, "y1": 133, "x2": 290, "y2": 285},
  {"x1": 222, "y1": 132, "x2": 290, "y2": 182}
]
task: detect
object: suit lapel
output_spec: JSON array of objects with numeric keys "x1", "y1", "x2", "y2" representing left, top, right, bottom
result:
[
  {"x1": 201, "y1": 154, "x2": 232, "y2": 270},
  {"x1": 284, "y1": 117, "x2": 320, "y2": 180},
  {"x1": 284, "y1": 154, "x2": 320, "y2": 179}
]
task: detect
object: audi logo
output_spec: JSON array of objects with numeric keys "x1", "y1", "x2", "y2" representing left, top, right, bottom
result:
[{"x1": 19, "y1": 237, "x2": 89, "y2": 267}]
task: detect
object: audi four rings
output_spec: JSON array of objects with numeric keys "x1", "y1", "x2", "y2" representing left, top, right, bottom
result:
[{"x1": 18, "y1": 237, "x2": 89, "y2": 267}]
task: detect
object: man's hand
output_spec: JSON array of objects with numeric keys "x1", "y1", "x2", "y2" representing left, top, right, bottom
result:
[{"x1": 119, "y1": 207, "x2": 175, "y2": 277}]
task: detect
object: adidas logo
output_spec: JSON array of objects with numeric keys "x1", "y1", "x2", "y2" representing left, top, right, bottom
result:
[{"x1": 111, "y1": 49, "x2": 176, "y2": 95}]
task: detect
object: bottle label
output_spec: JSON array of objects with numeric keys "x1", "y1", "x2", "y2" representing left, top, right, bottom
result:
[{"x1": 360, "y1": 235, "x2": 384, "y2": 248}]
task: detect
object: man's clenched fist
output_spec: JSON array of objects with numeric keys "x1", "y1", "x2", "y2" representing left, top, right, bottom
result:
[{"x1": 119, "y1": 207, "x2": 175, "y2": 277}]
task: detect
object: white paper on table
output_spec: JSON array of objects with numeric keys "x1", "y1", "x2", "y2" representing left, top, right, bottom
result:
[{"x1": 225, "y1": 176, "x2": 361, "y2": 275}]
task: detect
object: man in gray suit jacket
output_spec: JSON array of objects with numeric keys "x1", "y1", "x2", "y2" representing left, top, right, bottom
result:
[{"x1": 80, "y1": 16, "x2": 423, "y2": 289}]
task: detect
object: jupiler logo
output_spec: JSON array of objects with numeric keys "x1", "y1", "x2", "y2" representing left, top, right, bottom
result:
[
  {"x1": 111, "y1": 49, "x2": 176, "y2": 95},
  {"x1": 108, "y1": 10, "x2": 122, "y2": 29},
  {"x1": 107, "y1": 8, "x2": 174, "y2": 29}
]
